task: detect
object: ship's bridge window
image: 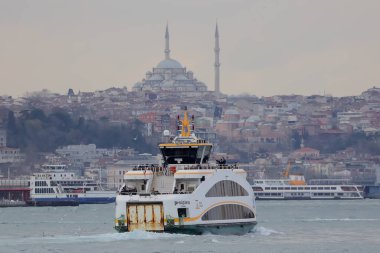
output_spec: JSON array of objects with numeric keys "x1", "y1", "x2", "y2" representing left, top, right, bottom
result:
[
  {"x1": 201, "y1": 204, "x2": 255, "y2": 221},
  {"x1": 206, "y1": 180, "x2": 248, "y2": 197},
  {"x1": 160, "y1": 145, "x2": 212, "y2": 164}
]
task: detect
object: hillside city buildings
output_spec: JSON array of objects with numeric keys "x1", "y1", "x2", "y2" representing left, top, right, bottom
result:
[{"x1": 0, "y1": 25, "x2": 379, "y2": 187}]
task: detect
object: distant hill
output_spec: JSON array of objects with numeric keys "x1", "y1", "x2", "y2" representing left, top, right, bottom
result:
[{"x1": 4, "y1": 108, "x2": 154, "y2": 155}]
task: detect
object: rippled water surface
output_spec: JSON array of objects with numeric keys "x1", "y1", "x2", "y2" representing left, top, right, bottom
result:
[{"x1": 1, "y1": 200, "x2": 380, "y2": 253}]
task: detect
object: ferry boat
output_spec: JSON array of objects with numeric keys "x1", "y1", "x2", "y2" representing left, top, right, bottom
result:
[
  {"x1": 114, "y1": 110, "x2": 257, "y2": 235},
  {"x1": 29, "y1": 165, "x2": 116, "y2": 206},
  {"x1": 252, "y1": 175, "x2": 364, "y2": 200}
]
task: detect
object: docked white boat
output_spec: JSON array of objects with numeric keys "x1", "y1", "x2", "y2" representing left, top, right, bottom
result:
[
  {"x1": 114, "y1": 110, "x2": 257, "y2": 235},
  {"x1": 252, "y1": 176, "x2": 363, "y2": 200},
  {"x1": 29, "y1": 164, "x2": 116, "y2": 205}
]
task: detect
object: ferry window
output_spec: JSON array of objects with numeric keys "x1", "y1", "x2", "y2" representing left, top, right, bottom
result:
[
  {"x1": 285, "y1": 187, "x2": 290, "y2": 190},
  {"x1": 331, "y1": 187, "x2": 336, "y2": 190},
  {"x1": 206, "y1": 180, "x2": 249, "y2": 197},
  {"x1": 278, "y1": 187, "x2": 284, "y2": 190},
  {"x1": 270, "y1": 187, "x2": 277, "y2": 190},
  {"x1": 311, "y1": 187, "x2": 317, "y2": 190},
  {"x1": 305, "y1": 187, "x2": 310, "y2": 190},
  {"x1": 201, "y1": 204, "x2": 254, "y2": 221},
  {"x1": 252, "y1": 187, "x2": 263, "y2": 191},
  {"x1": 265, "y1": 187, "x2": 270, "y2": 190},
  {"x1": 318, "y1": 187, "x2": 323, "y2": 190},
  {"x1": 291, "y1": 187, "x2": 297, "y2": 190},
  {"x1": 141, "y1": 184, "x2": 146, "y2": 191},
  {"x1": 177, "y1": 208, "x2": 188, "y2": 218}
]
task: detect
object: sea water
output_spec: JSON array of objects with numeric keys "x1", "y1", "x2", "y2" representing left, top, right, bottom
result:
[{"x1": 1, "y1": 200, "x2": 380, "y2": 253}]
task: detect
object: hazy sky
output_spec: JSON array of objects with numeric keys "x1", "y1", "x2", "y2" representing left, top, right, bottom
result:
[{"x1": 1, "y1": 0, "x2": 379, "y2": 97}]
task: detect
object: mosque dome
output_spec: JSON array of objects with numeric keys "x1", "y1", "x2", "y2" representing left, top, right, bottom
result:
[{"x1": 156, "y1": 58, "x2": 183, "y2": 69}]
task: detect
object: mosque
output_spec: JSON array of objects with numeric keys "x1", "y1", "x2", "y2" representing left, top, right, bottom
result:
[{"x1": 132, "y1": 24, "x2": 221, "y2": 94}]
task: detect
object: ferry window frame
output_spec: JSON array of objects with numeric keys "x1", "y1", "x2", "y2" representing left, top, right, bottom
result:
[
  {"x1": 206, "y1": 180, "x2": 249, "y2": 197},
  {"x1": 201, "y1": 204, "x2": 255, "y2": 221},
  {"x1": 177, "y1": 208, "x2": 188, "y2": 218}
]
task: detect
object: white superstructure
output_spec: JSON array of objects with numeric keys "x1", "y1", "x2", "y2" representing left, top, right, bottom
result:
[
  {"x1": 115, "y1": 110, "x2": 256, "y2": 234},
  {"x1": 30, "y1": 164, "x2": 115, "y2": 205},
  {"x1": 252, "y1": 178, "x2": 363, "y2": 200}
]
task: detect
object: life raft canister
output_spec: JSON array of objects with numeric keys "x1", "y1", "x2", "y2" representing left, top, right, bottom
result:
[{"x1": 170, "y1": 166, "x2": 176, "y2": 173}]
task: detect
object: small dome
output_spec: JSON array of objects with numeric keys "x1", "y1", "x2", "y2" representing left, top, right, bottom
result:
[
  {"x1": 156, "y1": 58, "x2": 183, "y2": 69},
  {"x1": 133, "y1": 82, "x2": 143, "y2": 88},
  {"x1": 161, "y1": 80, "x2": 174, "y2": 87},
  {"x1": 148, "y1": 74, "x2": 163, "y2": 81},
  {"x1": 174, "y1": 74, "x2": 188, "y2": 80}
]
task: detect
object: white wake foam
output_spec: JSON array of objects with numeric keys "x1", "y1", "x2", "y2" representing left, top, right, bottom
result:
[
  {"x1": 0, "y1": 230, "x2": 189, "y2": 246},
  {"x1": 252, "y1": 226, "x2": 284, "y2": 236}
]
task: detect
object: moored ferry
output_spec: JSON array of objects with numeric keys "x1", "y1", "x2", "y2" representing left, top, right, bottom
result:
[
  {"x1": 29, "y1": 164, "x2": 116, "y2": 206},
  {"x1": 252, "y1": 176, "x2": 363, "y2": 200},
  {"x1": 114, "y1": 110, "x2": 257, "y2": 235}
]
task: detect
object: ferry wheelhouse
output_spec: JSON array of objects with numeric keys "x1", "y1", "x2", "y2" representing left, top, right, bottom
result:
[
  {"x1": 115, "y1": 110, "x2": 257, "y2": 235},
  {"x1": 29, "y1": 164, "x2": 115, "y2": 205}
]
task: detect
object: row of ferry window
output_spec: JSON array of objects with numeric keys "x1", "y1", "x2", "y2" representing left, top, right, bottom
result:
[
  {"x1": 34, "y1": 180, "x2": 86, "y2": 186},
  {"x1": 35, "y1": 188, "x2": 55, "y2": 193},
  {"x1": 256, "y1": 192, "x2": 345, "y2": 196},
  {"x1": 201, "y1": 204, "x2": 255, "y2": 220},
  {"x1": 35, "y1": 181, "x2": 48, "y2": 186},
  {"x1": 263, "y1": 186, "x2": 337, "y2": 191},
  {"x1": 205, "y1": 180, "x2": 248, "y2": 197}
]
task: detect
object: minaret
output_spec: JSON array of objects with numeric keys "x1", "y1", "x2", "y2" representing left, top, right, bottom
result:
[
  {"x1": 214, "y1": 22, "x2": 221, "y2": 94},
  {"x1": 165, "y1": 24, "x2": 170, "y2": 60}
]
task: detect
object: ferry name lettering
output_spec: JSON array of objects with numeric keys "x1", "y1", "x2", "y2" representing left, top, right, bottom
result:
[{"x1": 175, "y1": 200, "x2": 190, "y2": 206}]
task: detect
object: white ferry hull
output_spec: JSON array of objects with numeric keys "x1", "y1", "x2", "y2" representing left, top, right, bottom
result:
[
  {"x1": 115, "y1": 195, "x2": 256, "y2": 235},
  {"x1": 115, "y1": 169, "x2": 257, "y2": 235}
]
